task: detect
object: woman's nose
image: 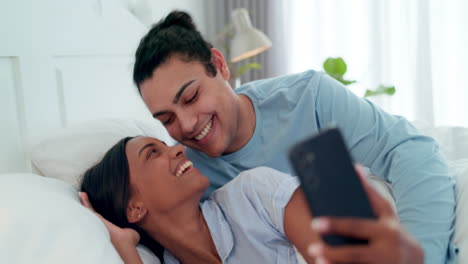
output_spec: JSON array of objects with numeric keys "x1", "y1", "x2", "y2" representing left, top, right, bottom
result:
[{"x1": 168, "y1": 144, "x2": 185, "y2": 158}]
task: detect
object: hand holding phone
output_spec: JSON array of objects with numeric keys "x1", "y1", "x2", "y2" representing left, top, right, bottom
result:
[
  {"x1": 306, "y1": 165, "x2": 424, "y2": 264},
  {"x1": 289, "y1": 128, "x2": 376, "y2": 246}
]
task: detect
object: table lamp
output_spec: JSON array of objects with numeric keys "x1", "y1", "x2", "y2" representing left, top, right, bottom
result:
[{"x1": 229, "y1": 8, "x2": 272, "y2": 63}]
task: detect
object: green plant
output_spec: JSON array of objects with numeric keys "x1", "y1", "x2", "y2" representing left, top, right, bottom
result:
[
  {"x1": 233, "y1": 62, "x2": 262, "y2": 79},
  {"x1": 323, "y1": 57, "x2": 396, "y2": 97}
]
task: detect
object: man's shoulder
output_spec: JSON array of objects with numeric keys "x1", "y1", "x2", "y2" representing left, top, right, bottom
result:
[
  {"x1": 215, "y1": 167, "x2": 292, "y2": 196},
  {"x1": 235, "y1": 70, "x2": 323, "y2": 102}
]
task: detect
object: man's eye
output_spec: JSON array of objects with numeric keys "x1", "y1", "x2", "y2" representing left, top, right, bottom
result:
[{"x1": 185, "y1": 90, "x2": 198, "y2": 104}]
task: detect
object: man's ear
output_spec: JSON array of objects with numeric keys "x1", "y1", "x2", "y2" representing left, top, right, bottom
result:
[
  {"x1": 127, "y1": 199, "x2": 147, "y2": 224},
  {"x1": 210, "y1": 48, "x2": 230, "y2": 80}
]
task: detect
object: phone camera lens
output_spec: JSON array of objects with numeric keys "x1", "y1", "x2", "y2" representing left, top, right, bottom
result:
[{"x1": 305, "y1": 153, "x2": 315, "y2": 162}]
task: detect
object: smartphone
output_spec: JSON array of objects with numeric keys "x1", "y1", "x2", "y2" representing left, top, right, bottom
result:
[{"x1": 289, "y1": 127, "x2": 376, "y2": 246}]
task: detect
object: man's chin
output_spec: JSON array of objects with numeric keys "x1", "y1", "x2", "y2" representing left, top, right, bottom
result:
[{"x1": 204, "y1": 150, "x2": 222, "y2": 158}]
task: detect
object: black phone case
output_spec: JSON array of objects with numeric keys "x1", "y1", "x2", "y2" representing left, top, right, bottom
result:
[{"x1": 289, "y1": 128, "x2": 375, "y2": 246}]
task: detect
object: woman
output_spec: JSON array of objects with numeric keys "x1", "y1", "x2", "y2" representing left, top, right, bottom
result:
[{"x1": 80, "y1": 136, "x2": 421, "y2": 264}]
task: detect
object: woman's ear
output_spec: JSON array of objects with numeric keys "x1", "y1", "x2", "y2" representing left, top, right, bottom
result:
[
  {"x1": 127, "y1": 200, "x2": 147, "y2": 224},
  {"x1": 210, "y1": 48, "x2": 230, "y2": 80}
]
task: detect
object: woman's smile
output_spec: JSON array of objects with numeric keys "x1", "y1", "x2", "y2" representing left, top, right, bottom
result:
[{"x1": 175, "y1": 160, "x2": 193, "y2": 177}]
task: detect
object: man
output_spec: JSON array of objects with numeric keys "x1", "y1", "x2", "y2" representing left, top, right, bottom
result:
[{"x1": 132, "y1": 10, "x2": 456, "y2": 263}]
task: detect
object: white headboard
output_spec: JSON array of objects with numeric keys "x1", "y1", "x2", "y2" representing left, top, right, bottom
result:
[{"x1": 0, "y1": 0, "x2": 156, "y2": 173}]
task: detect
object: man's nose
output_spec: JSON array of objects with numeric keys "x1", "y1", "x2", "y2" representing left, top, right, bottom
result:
[{"x1": 178, "y1": 112, "x2": 197, "y2": 136}]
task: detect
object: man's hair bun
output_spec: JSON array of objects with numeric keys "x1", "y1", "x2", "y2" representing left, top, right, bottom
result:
[{"x1": 158, "y1": 10, "x2": 197, "y2": 31}]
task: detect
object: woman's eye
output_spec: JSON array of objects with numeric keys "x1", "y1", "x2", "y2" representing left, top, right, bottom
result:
[
  {"x1": 185, "y1": 90, "x2": 198, "y2": 104},
  {"x1": 163, "y1": 116, "x2": 174, "y2": 125},
  {"x1": 147, "y1": 148, "x2": 157, "y2": 159}
]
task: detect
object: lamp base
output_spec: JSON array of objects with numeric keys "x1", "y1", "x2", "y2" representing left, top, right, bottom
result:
[{"x1": 228, "y1": 77, "x2": 241, "y2": 89}]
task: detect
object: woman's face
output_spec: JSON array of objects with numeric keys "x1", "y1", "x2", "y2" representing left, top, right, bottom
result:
[{"x1": 125, "y1": 137, "x2": 209, "y2": 214}]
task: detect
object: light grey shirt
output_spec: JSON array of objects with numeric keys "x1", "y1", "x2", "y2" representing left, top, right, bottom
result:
[{"x1": 163, "y1": 167, "x2": 300, "y2": 263}]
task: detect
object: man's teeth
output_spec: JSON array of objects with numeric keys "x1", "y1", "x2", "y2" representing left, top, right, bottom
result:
[
  {"x1": 176, "y1": 161, "x2": 193, "y2": 177},
  {"x1": 194, "y1": 118, "x2": 213, "y2": 141}
]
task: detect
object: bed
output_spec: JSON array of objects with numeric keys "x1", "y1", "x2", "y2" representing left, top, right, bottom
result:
[
  {"x1": 1, "y1": 117, "x2": 467, "y2": 264},
  {"x1": 1, "y1": 1, "x2": 467, "y2": 263}
]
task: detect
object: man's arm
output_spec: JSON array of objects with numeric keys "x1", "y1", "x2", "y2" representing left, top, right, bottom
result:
[{"x1": 312, "y1": 73, "x2": 456, "y2": 263}]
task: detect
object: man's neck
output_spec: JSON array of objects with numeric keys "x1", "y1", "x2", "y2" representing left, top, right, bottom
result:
[{"x1": 223, "y1": 94, "x2": 256, "y2": 154}]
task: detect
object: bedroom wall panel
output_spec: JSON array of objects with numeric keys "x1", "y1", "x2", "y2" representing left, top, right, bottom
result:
[
  {"x1": 0, "y1": 0, "x2": 211, "y2": 173},
  {"x1": 54, "y1": 55, "x2": 152, "y2": 126},
  {"x1": 16, "y1": 55, "x2": 64, "y2": 145},
  {"x1": 0, "y1": 57, "x2": 30, "y2": 173},
  {"x1": 0, "y1": 0, "x2": 149, "y2": 174}
]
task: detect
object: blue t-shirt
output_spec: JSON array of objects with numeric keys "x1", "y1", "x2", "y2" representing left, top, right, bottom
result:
[
  {"x1": 186, "y1": 70, "x2": 456, "y2": 263},
  {"x1": 163, "y1": 167, "x2": 301, "y2": 264}
]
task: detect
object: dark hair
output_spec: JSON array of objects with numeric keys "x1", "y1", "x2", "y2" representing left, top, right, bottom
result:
[
  {"x1": 133, "y1": 10, "x2": 217, "y2": 92},
  {"x1": 80, "y1": 137, "x2": 165, "y2": 262}
]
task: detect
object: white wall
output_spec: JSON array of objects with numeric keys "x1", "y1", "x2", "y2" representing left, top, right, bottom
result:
[
  {"x1": 148, "y1": 0, "x2": 211, "y2": 35},
  {"x1": 121, "y1": 0, "x2": 216, "y2": 41},
  {"x1": 0, "y1": 0, "x2": 214, "y2": 173}
]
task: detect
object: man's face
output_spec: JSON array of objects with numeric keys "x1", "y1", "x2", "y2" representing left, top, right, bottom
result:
[{"x1": 140, "y1": 52, "x2": 242, "y2": 157}]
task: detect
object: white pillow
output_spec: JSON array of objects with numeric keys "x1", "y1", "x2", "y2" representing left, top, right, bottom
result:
[
  {"x1": 449, "y1": 159, "x2": 468, "y2": 263},
  {"x1": 0, "y1": 173, "x2": 122, "y2": 264},
  {"x1": 0, "y1": 173, "x2": 160, "y2": 264},
  {"x1": 30, "y1": 118, "x2": 172, "y2": 188},
  {"x1": 412, "y1": 121, "x2": 468, "y2": 161}
]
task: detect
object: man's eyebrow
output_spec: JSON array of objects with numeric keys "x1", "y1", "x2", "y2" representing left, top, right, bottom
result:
[
  {"x1": 173, "y1": 79, "x2": 196, "y2": 104},
  {"x1": 138, "y1": 143, "x2": 155, "y2": 157},
  {"x1": 152, "y1": 79, "x2": 196, "y2": 118}
]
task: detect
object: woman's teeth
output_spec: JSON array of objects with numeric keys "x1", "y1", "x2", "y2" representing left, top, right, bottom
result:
[
  {"x1": 194, "y1": 118, "x2": 213, "y2": 141},
  {"x1": 176, "y1": 161, "x2": 193, "y2": 177}
]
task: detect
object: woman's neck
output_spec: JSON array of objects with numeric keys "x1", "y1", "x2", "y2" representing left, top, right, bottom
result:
[{"x1": 144, "y1": 205, "x2": 221, "y2": 264}]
